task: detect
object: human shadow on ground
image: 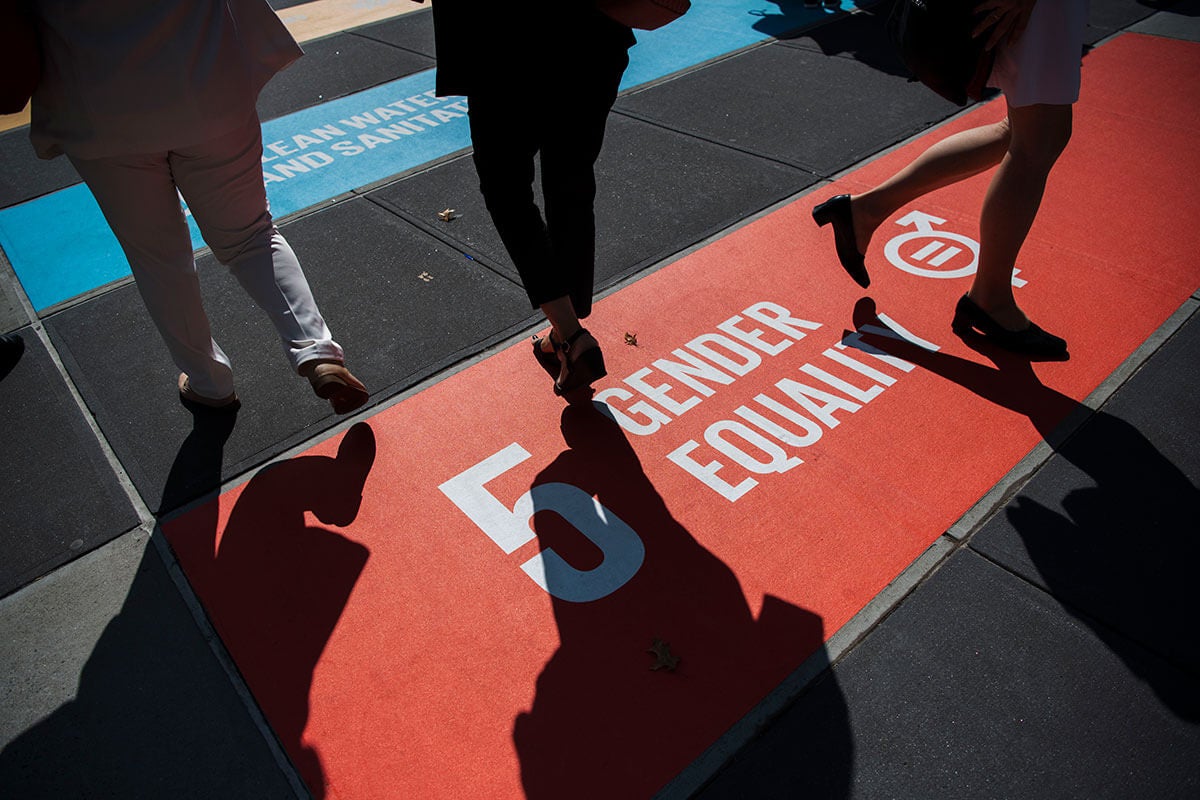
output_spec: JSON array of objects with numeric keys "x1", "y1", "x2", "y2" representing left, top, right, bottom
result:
[
  {"x1": 159, "y1": 401, "x2": 241, "y2": 513},
  {"x1": 749, "y1": 0, "x2": 842, "y2": 40},
  {"x1": 852, "y1": 298, "x2": 1200, "y2": 720},
  {"x1": 513, "y1": 404, "x2": 852, "y2": 798},
  {"x1": 166, "y1": 421, "x2": 378, "y2": 797},
  {"x1": 753, "y1": 0, "x2": 912, "y2": 78},
  {"x1": 0, "y1": 538, "x2": 302, "y2": 798},
  {"x1": 0, "y1": 408, "x2": 349, "y2": 798}
]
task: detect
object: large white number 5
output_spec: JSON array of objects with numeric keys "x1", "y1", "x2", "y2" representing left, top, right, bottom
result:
[{"x1": 439, "y1": 444, "x2": 645, "y2": 603}]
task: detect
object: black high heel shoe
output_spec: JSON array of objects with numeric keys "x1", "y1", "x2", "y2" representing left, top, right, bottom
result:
[
  {"x1": 553, "y1": 328, "x2": 606, "y2": 396},
  {"x1": 812, "y1": 194, "x2": 870, "y2": 288},
  {"x1": 531, "y1": 334, "x2": 560, "y2": 380},
  {"x1": 951, "y1": 294, "x2": 1068, "y2": 358}
]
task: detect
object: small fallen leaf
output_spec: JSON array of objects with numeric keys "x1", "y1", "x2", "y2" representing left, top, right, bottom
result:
[
  {"x1": 437, "y1": 208, "x2": 456, "y2": 222},
  {"x1": 624, "y1": 332, "x2": 638, "y2": 347},
  {"x1": 647, "y1": 637, "x2": 679, "y2": 672}
]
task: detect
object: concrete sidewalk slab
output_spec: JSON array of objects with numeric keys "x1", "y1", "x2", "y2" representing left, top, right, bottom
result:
[
  {"x1": 695, "y1": 548, "x2": 1200, "y2": 799},
  {"x1": 0, "y1": 329, "x2": 139, "y2": 597},
  {"x1": 0, "y1": 127, "x2": 80, "y2": 209},
  {"x1": 257, "y1": 31, "x2": 435, "y2": 122},
  {"x1": 0, "y1": 529, "x2": 298, "y2": 799},
  {"x1": 970, "y1": 306, "x2": 1200, "y2": 675},
  {"x1": 354, "y1": 6, "x2": 437, "y2": 58},
  {"x1": 368, "y1": 112, "x2": 815, "y2": 294},
  {"x1": 1131, "y1": 0, "x2": 1200, "y2": 40},
  {"x1": 614, "y1": 40, "x2": 957, "y2": 178}
]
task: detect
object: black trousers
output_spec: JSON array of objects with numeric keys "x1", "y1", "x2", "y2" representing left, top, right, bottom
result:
[{"x1": 467, "y1": 23, "x2": 631, "y2": 319}]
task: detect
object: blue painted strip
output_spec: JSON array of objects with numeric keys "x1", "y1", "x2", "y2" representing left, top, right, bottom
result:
[{"x1": 0, "y1": 1, "x2": 859, "y2": 311}]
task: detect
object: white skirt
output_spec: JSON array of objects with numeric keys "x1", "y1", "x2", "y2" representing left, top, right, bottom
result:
[{"x1": 988, "y1": 0, "x2": 1090, "y2": 107}]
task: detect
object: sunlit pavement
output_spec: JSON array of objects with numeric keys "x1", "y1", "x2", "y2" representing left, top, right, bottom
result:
[{"x1": 1, "y1": 2, "x2": 1198, "y2": 798}]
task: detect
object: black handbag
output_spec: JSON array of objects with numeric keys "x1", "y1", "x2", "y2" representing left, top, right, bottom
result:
[
  {"x1": 597, "y1": 0, "x2": 691, "y2": 31},
  {"x1": 0, "y1": 1, "x2": 41, "y2": 114},
  {"x1": 887, "y1": 0, "x2": 996, "y2": 106}
]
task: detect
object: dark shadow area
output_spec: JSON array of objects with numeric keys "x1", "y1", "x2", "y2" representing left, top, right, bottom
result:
[
  {"x1": 174, "y1": 421, "x2": 377, "y2": 797},
  {"x1": 761, "y1": 0, "x2": 912, "y2": 78},
  {"x1": 851, "y1": 298, "x2": 1200, "y2": 720},
  {"x1": 0, "y1": 328, "x2": 139, "y2": 598},
  {"x1": 0, "y1": 535, "x2": 298, "y2": 799},
  {"x1": 513, "y1": 404, "x2": 851, "y2": 798},
  {"x1": 1141, "y1": 0, "x2": 1192, "y2": 8},
  {"x1": 0, "y1": 422, "x2": 378, "y2": 798},
  {"x1": 751, "y1": 0, "x2": 853, "y2": 40},
  {"x1": 159, "y1": 400, "x2": 240, "y2": 513},
  {"x1": 0, "y1": 332, "x2": 25, "y2": 380}
]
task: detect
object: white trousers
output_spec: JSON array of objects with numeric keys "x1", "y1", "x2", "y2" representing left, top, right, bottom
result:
[{"x1": 69, "y1": 111, "x2": 343, "y2": 399}]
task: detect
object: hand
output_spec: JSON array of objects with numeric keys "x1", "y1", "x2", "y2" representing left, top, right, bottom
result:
[{"x1": 972, "y1": 0, "x2": 1036, "y2": 51}]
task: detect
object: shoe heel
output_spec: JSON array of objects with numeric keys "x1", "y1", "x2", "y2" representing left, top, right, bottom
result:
[
  {"x1": 581, "y1": 346, "x2": 606, "y2": 382},
  {"x1": 310, "y1": 373, "x2": 345, "y2": 398},
  {"x1": 812, "y1": 201, "x2": 834, "y2": 227},
  {"x1": 553, "y1": 335, "x2": 606, "y2": 396}
]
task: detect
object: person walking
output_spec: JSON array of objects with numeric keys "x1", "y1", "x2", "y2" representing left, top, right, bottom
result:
[
  {"x1": 813, "y1": 0, "x2": 1088, "y2": 359},
  {"x1": 27, "y1": 0, "x2": 368, "y2": 413},
  {"x1": 428, "y1": 0, "x2": 635, "y2": 395}
]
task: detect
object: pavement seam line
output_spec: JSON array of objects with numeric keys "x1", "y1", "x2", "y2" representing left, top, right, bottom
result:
[
  {"x1": 657, "y1": 534, "x2": 962, "y2": 799},
  {"x1": 148, "y1": 529, "x2": 316, "y2": 799},
  {"x1": 0, "y1": 248, "x2": 154, "y2": 530}
]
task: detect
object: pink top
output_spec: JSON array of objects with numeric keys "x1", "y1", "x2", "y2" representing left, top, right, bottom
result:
[{"x1": 29, "y1": 0, "x2": 302, "y2": 159}]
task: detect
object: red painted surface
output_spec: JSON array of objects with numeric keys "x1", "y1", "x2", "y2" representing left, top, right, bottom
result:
[{"x1": 165, "y1": 34, "x2": 1200, "y2": 800}]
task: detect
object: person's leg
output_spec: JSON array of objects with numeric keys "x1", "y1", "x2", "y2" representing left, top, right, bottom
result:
[
  {"x1": 540, "y1": 14, "x2": 631, "y2": 322},
  {"x1": 468, "y1": 93, "x2": 568, "y2": 311},
  {"x1": 170, "y1": 113, "x2": 343, "y2": 369},
  {"x1": 69, "y1": 152, "x2": 236, "y2": 401},
  {"x1": 539, "y1": 34, "x2": 628, "y2": 322},
  {"x1": 469, "y1": 92, "x2": 600, "y2": 389},
  {"x1": 850, "y1": 117, "x2": 1012, "y2": 254},
  {"x1": 530, "y1": 17, "x2": 630, "y2": 390},
  {"x1": 968, "y1": 100, "x2": 1073, "y2": 330},
  {"x1": 171, "y1": 112, "x2": 366, "y2": 412}
]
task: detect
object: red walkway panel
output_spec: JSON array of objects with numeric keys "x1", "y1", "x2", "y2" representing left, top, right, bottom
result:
[{"x1": 164, "y1": 34, "x2": 1200, "y2": 800}]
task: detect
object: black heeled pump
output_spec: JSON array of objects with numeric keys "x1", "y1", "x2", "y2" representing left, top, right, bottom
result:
[
  {"x1": 553, "y1": 328, "x2": 606, "y2": 396},
  {"x1": 812, "y1": 194, "x2": 870, "y2": 289},
  {"x1": 951, "y1": 294, "x2": 1068, "y2": 358}
]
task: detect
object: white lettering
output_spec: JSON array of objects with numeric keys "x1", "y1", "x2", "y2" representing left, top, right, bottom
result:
[
  {"x1": 439, "y1": 444, "x2": 645, "y2": 602},
  {"x1": 743, "y1": 302, "x2": 823, "y2": 339},
  {"x1": 654, "y1": 349, "x2": 734, "y2": 398},
  {"x1": 593, "y1": 388, "x2": 672, "y2": 436},
  {"x1": 705, "y1": 420, "x2": 803, "y2": 475},
  {"x1": 775, "y1": 378, "x2": 861, "y2": 429},
  {"x1": 624, "y1": 367, "x2": 701, "y2": 417},
  {"x1": 686, "y1": 333, "x2": 761, "y2": 377},
  {"x1": 667, "y1": 440, "x2": 756, "y2": 502}
]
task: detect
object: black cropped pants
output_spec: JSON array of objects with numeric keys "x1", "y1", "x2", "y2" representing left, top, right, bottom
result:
[{"x1": 466, "y1": 20, "x2": 631, "y2": 319}]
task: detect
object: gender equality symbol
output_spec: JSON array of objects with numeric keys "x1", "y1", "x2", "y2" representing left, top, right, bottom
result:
[{"x1": 884, "y1": 211, "x2": 1027, "y2": 287}]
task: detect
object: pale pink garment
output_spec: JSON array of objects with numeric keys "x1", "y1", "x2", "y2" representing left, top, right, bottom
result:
[{"x1": 989, "y1": 0, "x2": 1090, "y2": 107}]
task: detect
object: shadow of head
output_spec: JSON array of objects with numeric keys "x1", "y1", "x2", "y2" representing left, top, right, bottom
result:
[{"x1": 298, "y1": 422, "x2": 377, "y2": 527}]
